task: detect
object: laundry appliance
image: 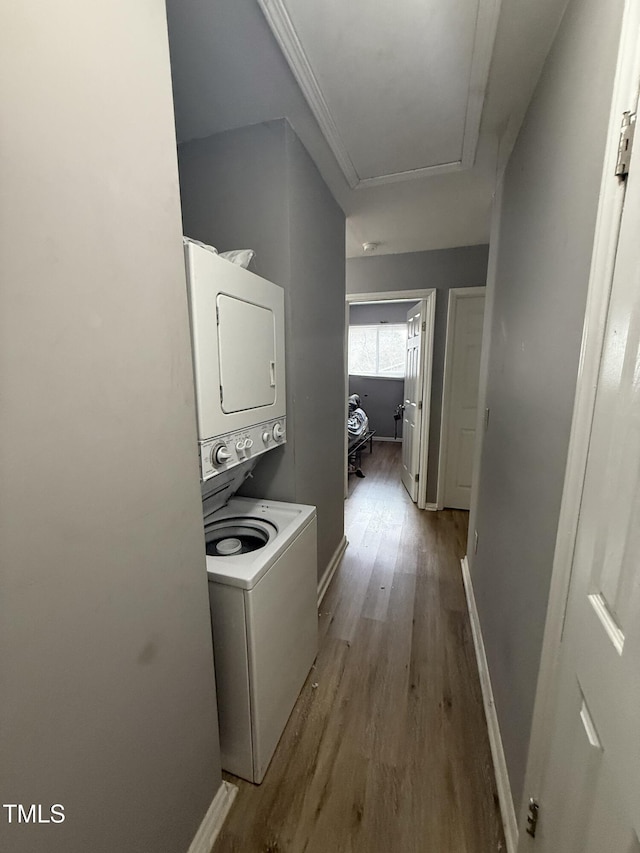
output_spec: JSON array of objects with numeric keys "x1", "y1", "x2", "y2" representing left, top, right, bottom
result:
[
  {"x1": 183, "y1": 238, "x2": 317, "y2": 785},
  {"x1": 183, "y1": 239, "x2": 286, "y2": 483},
  {"x1": 204, "y1": 489, "x2": 317, "y2": 784}
]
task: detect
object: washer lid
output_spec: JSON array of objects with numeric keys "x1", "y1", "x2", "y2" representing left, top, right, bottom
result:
[{"x1": 201, "y1": 457, "x2": 257, "y2": 519}]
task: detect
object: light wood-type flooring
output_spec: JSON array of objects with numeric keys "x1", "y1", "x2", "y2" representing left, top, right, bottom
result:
[{"x1": 213, "y1": 442, "x2": 505, "y2": 852}]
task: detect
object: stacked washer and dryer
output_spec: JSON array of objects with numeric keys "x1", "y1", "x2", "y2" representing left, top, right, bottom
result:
[{"x1": 183, "y1": 238, "x2": 318, "y2": 784}]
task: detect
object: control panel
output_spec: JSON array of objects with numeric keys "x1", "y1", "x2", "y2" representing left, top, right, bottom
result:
[{"x1": 200, "y1": 417, "x2": 286, "y2": 481}]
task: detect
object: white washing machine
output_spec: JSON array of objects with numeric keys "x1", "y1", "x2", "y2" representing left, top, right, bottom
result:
[{"x1": 204, "y1": 494, "x2": 318, "y2": 784}]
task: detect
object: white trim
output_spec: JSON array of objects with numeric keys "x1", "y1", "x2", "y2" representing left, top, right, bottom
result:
[
  {"x1": 519, "y1": 2, "x2": 640, "y2": 836},
  {"x1": 257, "y1": 0, "x2": 359, "y2": 189},
  {"x1": 356, "y1": 159, "x2": 465, "y2": 189},
  {"x1": 317, "y1": 535, "x2": 348, "y2": 606},
  {"x1": 460, "y1": 0, "x2": 502, "y2": 170},
  {"x1": 349, "y1": 374, "x2": 406, "y2": 381},
  {"x1": 186, "y1": 780, "x2": 237, "y2": 853},
  {"x1": 257, "y1": 0, "x2": 500, "y2": 188},
  {"x1": 461, "y1": 556, "x2": 518, "y2": 853},
  {"x1": 424, "y1": 502, "x2": 439, "y2": 512},
  {"x1": 468, "y1": 179, "x2": 503, "y2": 562},
  {"x1": 372, "y1": 436, "x2": 402, "y2": 443},
  {"x1": 347, "y1": 289, "x2": 435, "y2": 303},
  {"x1": 437, "y1": 287, "x2": 486, "y2": 510},
  {"x1": 588, "y1": 593, "x2": 625, "y2": 655}
]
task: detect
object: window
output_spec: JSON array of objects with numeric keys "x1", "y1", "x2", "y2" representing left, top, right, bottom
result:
[{"x1": 348, "y1": 323, "x2": 407, "y2": 378}]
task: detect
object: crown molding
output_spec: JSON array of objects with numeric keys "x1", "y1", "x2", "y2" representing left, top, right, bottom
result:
[{"x1": 258, "y1": 0, "x2": 502, "y2": 189}]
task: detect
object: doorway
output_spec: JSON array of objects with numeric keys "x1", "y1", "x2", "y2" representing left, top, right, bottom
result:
[{"x1": 345, "y1": 289, "x2": 436, "y2": 509}]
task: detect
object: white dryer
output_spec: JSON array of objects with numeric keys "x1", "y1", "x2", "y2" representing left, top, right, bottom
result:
[
  {"x1": 183, "y1": 238, "x2": 286, "y2": 483},
  {"x1": 204, "y1": 496, "x2": 317, "y2": 784}
]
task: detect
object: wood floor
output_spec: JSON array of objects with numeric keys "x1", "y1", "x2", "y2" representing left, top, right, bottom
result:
[{"x1": 213, "y1": 442, "x2": 505, "y2": 852}]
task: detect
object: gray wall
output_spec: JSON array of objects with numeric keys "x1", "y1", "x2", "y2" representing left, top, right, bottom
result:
[
  {"x1": 178, "y1": 120, "x2": 346, "y2": 580},
  {"x1": 349, "y1": 301, "x2": 418, "y2": 325},
  {"x1": 469, "y1": 0, "x2": 624, "y2": 813},
  {"x1": 347, "y1": 246, "x2": 489, "y2": 502},
  {"x1": 0, "y1": 3, "x2": 222, "y2": 852},
  {"x1": 348, "y1": 302, "x2": 417, "y2": 438},
  {"x1": 348, "y1": 377, "x2": 404, "y2": 439}
]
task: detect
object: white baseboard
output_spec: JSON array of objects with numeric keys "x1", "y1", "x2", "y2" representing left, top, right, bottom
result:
[
  {"x1": 372, "y1": 436, "x2": 402, "y2": 443},
  {"x1": 317, "y1": 535, "x2": 348, "y2": 606},
  {"x1": 187, "y1": 780, "x2": 237, "y2": 853},
  {"x1": 425, "y1": 502, "x2": 439, "y2": 511},
  {"x1": 461, "y1": 556, "x2": 519, "y2": 853}
]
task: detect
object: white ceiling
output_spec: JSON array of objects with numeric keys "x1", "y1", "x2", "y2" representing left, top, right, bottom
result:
[
  {"x1": 257, "y1": 0, "x2": 498, "y2": 187},
  {"x1": 166, "y1": 0, "x2": 569, "y2": 257}
]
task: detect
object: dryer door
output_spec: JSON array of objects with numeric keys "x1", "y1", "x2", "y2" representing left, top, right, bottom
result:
[{"x1": 217, "y1": 294, "x2": 276, "y2": 413}]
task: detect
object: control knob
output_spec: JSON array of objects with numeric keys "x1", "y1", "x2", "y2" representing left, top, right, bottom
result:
[
  {"x1": 272, "y1": 422, "x2": 285, "y2": 442},
  {"x1": 235, "y1": 438, "x2": 254, "y2": 457},
  {"x1": 262, "y1": 431, "x2": 271, "y2": 445},
  {"x1": 212, "y1": 444, "x2": 231, "y2": 466}
]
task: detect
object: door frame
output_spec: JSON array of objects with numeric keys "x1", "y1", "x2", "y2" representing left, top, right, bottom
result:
[
  {"x1": 519, "y1": 2, "x2": 640, "y2": 845},
  {"x1": 436, "y1": 286, "x2": 486, "y2": 510},
  {"x1": 345, "y1": 289, "x2": 436, "y2": 509}
]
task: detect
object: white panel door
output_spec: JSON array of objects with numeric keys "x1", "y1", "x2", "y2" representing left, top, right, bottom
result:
[
  {"x1": 442, "y1": 290, "x2": 484, "y2": 509},
  {"x1": 529, "y1": 134, "x2": 640, "y2": 853},
  {"x1": 401, "y1": 302, "x2": 425, "y2": 501}
]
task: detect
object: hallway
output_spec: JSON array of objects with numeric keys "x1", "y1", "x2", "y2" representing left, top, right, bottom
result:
[{"x1": 213, "y1": 443, "x2": 505, "y2": 852}]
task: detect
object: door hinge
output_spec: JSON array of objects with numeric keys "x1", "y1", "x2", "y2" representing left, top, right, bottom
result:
[
  {"x1": 415, "y1": 473, "x2": 419, "y2": 483},
  {"x1": 526, "y1": 798, "x2": 540, "y2": 838},
  {"x1": 615, "y1": 110, "x2": 636, "y2": 179},
  {"x1": 219, "y1": 385, "x2": 224, "y2": 405},
  {"x1": 418, "y1": 400, "x2": 423, "y2": 410},
  {"x1": 216, "y1": 306, "x2": 220, "y2": 325},
  {"x1": 421, "y1": 321, "x2": 426, "y2": 332}
]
